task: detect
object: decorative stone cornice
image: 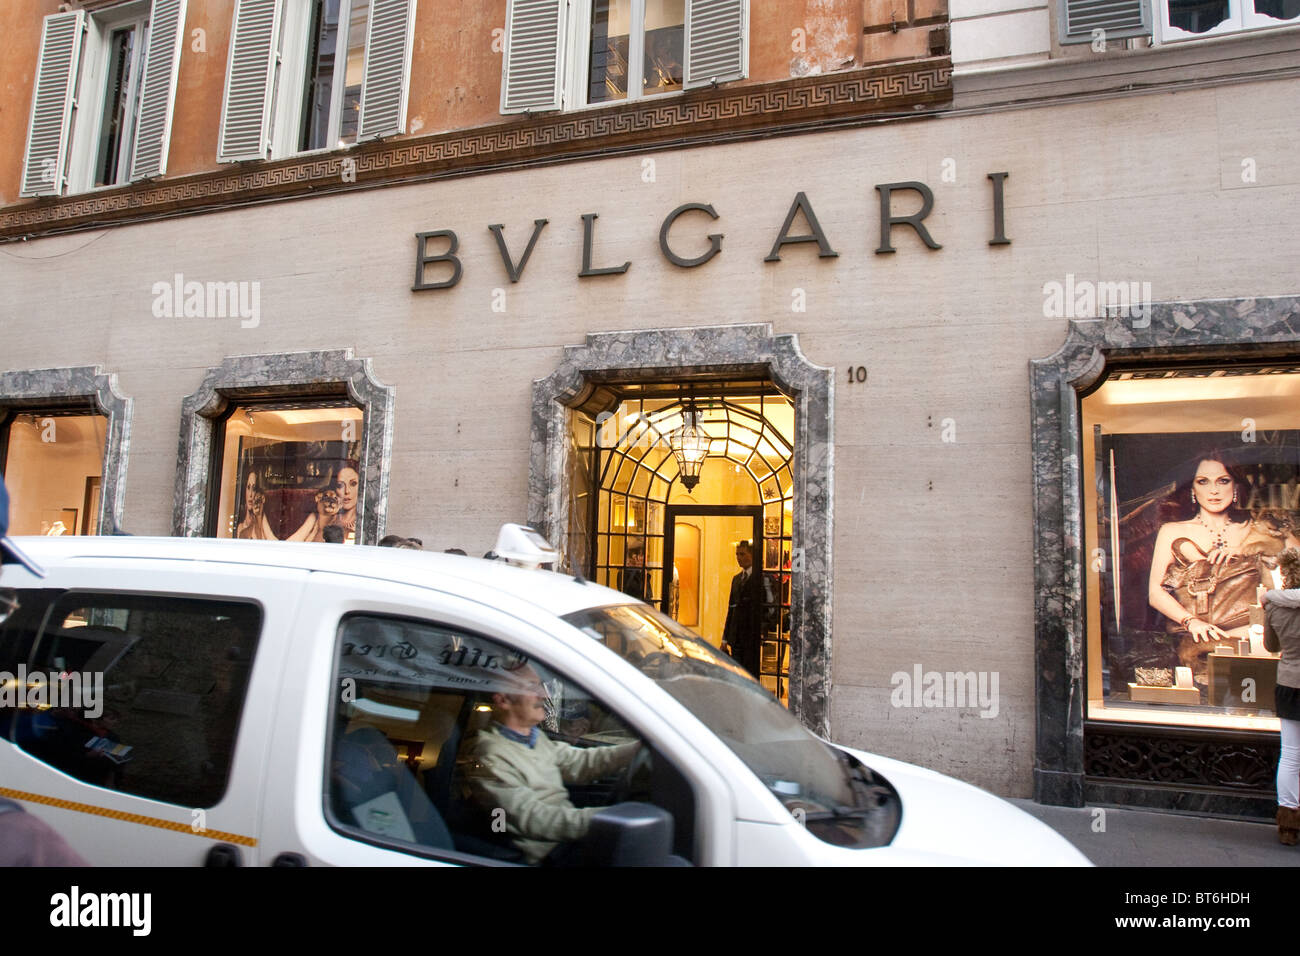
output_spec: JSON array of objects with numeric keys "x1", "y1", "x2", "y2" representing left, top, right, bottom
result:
[{"x1": 0, "y1": 57, "x2": 952, "y2": 242}]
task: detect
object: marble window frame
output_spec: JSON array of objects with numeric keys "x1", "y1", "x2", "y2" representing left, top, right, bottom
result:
[
  {"x1": 172, "y1": 349, "x2": 394, "y2": 543},
  {"x1": 1031, "y1": 295, "x2": 1300, "y2": 813},
  {"x1": 530, "y1": 324, "x2": 833, "y2": 735},
  {"x1": 0, "y1": 365, "x2": 132, "y2": 537}
]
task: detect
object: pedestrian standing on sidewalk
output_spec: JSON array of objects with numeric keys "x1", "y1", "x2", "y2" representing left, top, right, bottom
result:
[{"x1": 1263, "y1": 547, "x2": 1300, "y2": 845}]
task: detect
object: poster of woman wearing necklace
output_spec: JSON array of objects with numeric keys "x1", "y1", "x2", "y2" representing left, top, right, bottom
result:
[{"x1": 1097, "y1": 431, "x2": 1300, "y2": 694}]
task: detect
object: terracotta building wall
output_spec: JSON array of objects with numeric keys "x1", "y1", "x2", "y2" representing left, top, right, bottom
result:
[
  {"x1": 0, "y1": 0, "x2": 238, "y2": 202},
  {"x1": 1, "y1": 0, "x2": 932, "y2": 206},
  {"x1": 167, "y1": 0, "x2": 234, "y2": 178},
  {"x1": 406, "y1": 0, "x2": 508, "y2": 138},
  {"x1": 749, "y1": 0, "x2": 863, "y2": 79},
  {"x1": 862, "y1": 0, "x2": 950, "y2": 63},
  {"x1": 0, "y1": 0, "x2": 67, "y2": 205}
]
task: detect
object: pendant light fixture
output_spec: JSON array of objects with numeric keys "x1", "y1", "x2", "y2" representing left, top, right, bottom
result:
[{"x1": 671, "y1": 389, "x2": 709, "y2": 491}]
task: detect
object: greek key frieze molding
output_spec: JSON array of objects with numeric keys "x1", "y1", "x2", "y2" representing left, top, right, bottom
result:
[{"x1": 1, "y1": 59, "x2": 951, "y2": 240}]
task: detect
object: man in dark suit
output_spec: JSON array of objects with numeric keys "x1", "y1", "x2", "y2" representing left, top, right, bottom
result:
[{"x1": 722, "y1": 540, "x2": 763, "y2": 680}]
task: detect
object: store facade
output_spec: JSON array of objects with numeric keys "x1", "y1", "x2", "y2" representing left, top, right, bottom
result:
[{"x1": 3, "y1": 0, "x2": 1299, "y2": 812}]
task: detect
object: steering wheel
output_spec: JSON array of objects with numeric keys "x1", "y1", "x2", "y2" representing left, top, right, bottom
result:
[{"x1": 612, "y1": 744, "x2": 654, "y2": 804}]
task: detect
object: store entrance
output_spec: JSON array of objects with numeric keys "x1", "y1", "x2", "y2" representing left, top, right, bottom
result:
[
  {"x1": 664, "y1": 505, "x2": 761, "y2": 644},
  {"x1": 568, "y1": 378, "x2": 795, "y2": 704}
]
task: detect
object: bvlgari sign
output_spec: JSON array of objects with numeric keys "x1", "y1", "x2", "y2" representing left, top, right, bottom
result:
[{"x1": 411, "y1": 174, "x2": 1011, "y2": 290}]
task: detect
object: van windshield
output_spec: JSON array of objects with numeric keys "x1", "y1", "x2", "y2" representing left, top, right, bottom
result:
[{"x1": 561, "y1": 603, "x2": 899, "y2": 848}]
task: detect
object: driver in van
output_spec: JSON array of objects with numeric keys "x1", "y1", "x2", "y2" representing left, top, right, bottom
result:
[{"x1": 464, "y1": 664, "x2": 639, "y2": 865}]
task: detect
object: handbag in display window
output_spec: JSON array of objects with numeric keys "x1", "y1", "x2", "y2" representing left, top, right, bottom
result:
[{"x1": 1162, "y1": 537, "x2": 1262, "y2": 632}]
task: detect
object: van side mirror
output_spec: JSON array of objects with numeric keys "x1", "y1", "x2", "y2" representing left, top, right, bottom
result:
[{"x1": 578, "y1": 802, "x2": 691, "y2": 867}]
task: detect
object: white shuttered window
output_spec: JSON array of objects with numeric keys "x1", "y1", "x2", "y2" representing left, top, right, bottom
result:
[
  {"x1": 357, "y1": 0, "x2": 417, "y2": 140},
  {"x1": 222, "y1": 0, "x2": 416, "y2": 163},
  {"x1": 22, "y1": 1, "x2": 188, "y2": 196},
  {"x1": 1060, "y1": 0, "x2": 1300, "y2": 44},
  {"x1": 501, "y1": 0, "x2": 747, "y2": 114},
  {"x1": 501, "y1": 0, "x2": 567, "y2": 112},
  {"x1": 1059, "y1": 0, "x2": 1150, "y2": 43},
  {"x1": 21, "y1": 11, "x2": 85, "y2": 197},
  {"x1": 1155, "y1": 0, "x2": 1299, "y2": 43},
  {"x1": 130, "y1": 0, "x2": 188, "y2": 179},
  {"x1": 685, "y1": 0, "x2": 746, "y2": 88},
  {"x1": 218, "y1": 0, "x2": 282, "y2": 162}
]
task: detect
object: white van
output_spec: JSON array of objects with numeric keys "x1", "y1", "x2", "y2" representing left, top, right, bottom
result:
[{"x1": 0, "y1": 534, "x2": 1089, "y2": 866}]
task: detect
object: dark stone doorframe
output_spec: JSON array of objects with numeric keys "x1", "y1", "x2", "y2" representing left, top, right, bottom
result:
[
  {"x1": 1030, "y1": 295, "x2": 1300, "y2": 809},
  {"x1": 530, "y1": 324, "x2": 834, "y2": 735}
]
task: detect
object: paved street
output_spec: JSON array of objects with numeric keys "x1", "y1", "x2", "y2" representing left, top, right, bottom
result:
[{"x1": 1010, "y1": 799, "x2": 1299, "y2": 866}]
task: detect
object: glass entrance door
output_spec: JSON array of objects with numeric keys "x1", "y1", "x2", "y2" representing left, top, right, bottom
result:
[{"x1": 574, "y1": 378, "x2": 796, "y2": 705}]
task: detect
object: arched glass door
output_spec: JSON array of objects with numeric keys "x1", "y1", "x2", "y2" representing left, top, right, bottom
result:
[{"x1": 575, "y1": 380, "x2": 795, "y2": 703}]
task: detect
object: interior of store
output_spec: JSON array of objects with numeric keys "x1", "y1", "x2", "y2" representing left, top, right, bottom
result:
[{"x1": 2, "y1": 411, "x2": 106, "y2": 536}]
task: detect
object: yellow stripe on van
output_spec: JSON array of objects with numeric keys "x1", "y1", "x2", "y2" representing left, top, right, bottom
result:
[{"x1": 0, "y1": 786, "x2": 257, "y2": 847}]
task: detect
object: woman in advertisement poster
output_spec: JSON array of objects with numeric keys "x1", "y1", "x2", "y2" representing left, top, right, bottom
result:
[
  {"x1": 334, "y1": 463, "x2": 360, "y2": 542},
  {"x1": 1261, "y1": 548, "x2": 1300, "y2": 844},
  {"x1": 287, "y1": 463, "x2": 360, "y2": 544},
  {"x1": 235, "y1": 471, "x2": 277, "y2": 540},
  {"x1": 1148, "y1": 453, "x2": 1300, "y2": 679}
]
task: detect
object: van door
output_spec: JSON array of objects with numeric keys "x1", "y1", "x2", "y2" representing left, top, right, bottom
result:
[
  {"x1": 261, "y1": 571, "x2": 735, "y2": 866},
  {"x1": 0, "y1": 559, "x2": 308, "y2": 866}
]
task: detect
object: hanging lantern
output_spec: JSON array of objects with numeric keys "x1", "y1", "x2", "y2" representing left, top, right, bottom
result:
[{"x1": 671, "y1": 407, "x2": 709, "y2": 491}]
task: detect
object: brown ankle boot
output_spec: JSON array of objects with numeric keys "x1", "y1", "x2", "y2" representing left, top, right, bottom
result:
[{"x1": 1277, "y1": 806, "x2": 1300, "y2": 846}]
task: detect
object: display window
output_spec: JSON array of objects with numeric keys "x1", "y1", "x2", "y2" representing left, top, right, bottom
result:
[
  {"x1": 212, "y1": 402, "x2": 365, "y2": 544},
  {"x1": 1083, "y1": 365, "x2": 1300, "y2": 730},
  {"x1": 1, "y1": 410, "x2": 108, "y2": 536}
]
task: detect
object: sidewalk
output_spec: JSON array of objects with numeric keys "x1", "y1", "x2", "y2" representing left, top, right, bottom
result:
[{"x1": 1009, "y1": 799, "x2": 1299, "y2": 866}]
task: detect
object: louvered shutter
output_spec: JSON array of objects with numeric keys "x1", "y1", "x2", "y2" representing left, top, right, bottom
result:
[
  {"x1": 1059, "y1": 0, "x2": 1150, "y2": 43},
  {"x1": 500, "y1": 0, "x2": 565, "y2": 113},
  {"x1": 218, "y1": 0, "x2": 281, "y2": 162},
  {"x1": 21, "y1": 11, "x2": 85, "y2": 198},
  {"x1": 129, "y1": 0, "x2": 188, "y2": 180},
  {"x1": 684, "y1": 0, "x2": 747, "y2": 90},
  {"x1": 356, "y1": 0, "x2": 416, "y2": 140}
]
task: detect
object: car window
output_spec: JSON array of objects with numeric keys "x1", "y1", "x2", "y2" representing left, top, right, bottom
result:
[
  {"x1": 9, "y1": 591, "x2": 261, "y2": 809},
  {"x1": 327, "y1": 613, "x2": 697, "y2": 865},
  {"x1": 0, "y1": 588, "x2": 61, "y2": 679}
]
